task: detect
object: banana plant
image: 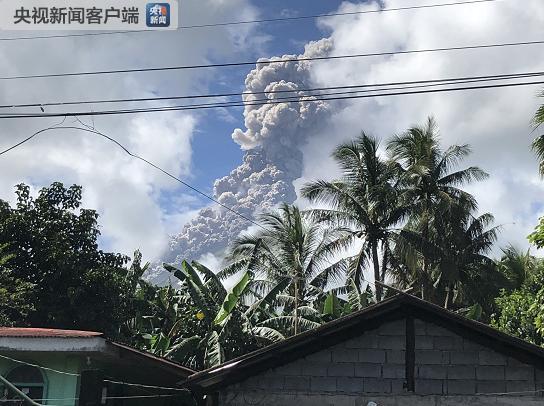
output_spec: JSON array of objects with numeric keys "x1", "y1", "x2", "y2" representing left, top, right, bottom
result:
[
  {"x1": 346, "y1": 279, "x2": 374, "y2": 313},
  {"x1": 157, "y1": 260, "x2": 283, "y2": 369},
  {"x1": 140, "y1": 258, "x2": 328, "y2": 369}
]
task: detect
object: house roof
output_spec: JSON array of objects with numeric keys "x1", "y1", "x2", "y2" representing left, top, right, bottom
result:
[
  {"x1": 0, "y1": 328, "x2": 103, "y2": 338},
  {"x1": 107, "y1": 341, "x2": 195, "y2": 377},
  {"x1": 0, "y1": 328, "x2": 195, "y2": 378},
  {"x1": 183, "y1": 293, "x2": 544, "y2": 391}
]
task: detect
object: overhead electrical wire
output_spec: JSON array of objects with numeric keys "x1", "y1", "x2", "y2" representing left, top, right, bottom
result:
[
  {"x1": 0, "y1": 355, "x2": 190, "y2": 399},
  {"x1": 2, "y1": 70, "x2": 542, "y2": 111},
  {"x1": 0, "y1": 353, "x2": 79, "y2": 376},
  {"x1": 1, "y1": 39, "x2": 543, "y2": 81},
  {"x1": 104, "y1": 379, "x2": 190, "y2": 392},
  {"x1": 0, "y1": 124, "x2": 271, "y2": 233},
  {"x1": 0, "y1": 0, "x2": 499, "y2": 42},
  {"x1": 2, "y1": 77, "x2": 543, "y2": 119}
]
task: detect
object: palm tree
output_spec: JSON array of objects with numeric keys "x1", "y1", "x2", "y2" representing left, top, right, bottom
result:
[
  {"x1": 528, "y1": 94, "x2": 544, "y2": 247},
  {"x1": 301, "y1": 133, "x2": 408, "y2": 301},
  {"x1": 388, "y1": 117, "x2": 488, "y2": 299},
  {"x1": 401, "y1": 207, "x2": 499, "y2": 309},
  {"x1": 531, "y1": 92, "x2": 544, "y2": 175},
  {"x1": 497, "y1": 245, "x2": 536, "y2": 291},
  {"x1": 226, "y1": 203, "x2": 348, "y2": 335}
]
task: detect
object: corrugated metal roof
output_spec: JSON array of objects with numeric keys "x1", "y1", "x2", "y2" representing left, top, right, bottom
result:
[{"x1": 0, "y1": 328, "x2": 102, "y2": 338}]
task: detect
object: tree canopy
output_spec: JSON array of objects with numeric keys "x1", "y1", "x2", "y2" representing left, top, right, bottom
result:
[
  {"x1": 0, "y1": 182, "x2": 145, "y2": 338},
  {"x1": 2, "y1": 107, "x2": 544, "y2": 370}
]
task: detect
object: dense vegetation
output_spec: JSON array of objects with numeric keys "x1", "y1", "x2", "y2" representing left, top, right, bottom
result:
[{"x1": 2, "y1": 101, "x2": 544, "y2": 370}]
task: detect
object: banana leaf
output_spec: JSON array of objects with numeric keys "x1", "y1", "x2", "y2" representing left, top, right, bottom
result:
[{"x1": 214, "y1": 270, "x2": 253, "y2": 325}]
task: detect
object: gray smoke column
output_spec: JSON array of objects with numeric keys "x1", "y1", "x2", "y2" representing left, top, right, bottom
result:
[{"x1": 148, "y1": 38, "x2": 334, "y2": 284}]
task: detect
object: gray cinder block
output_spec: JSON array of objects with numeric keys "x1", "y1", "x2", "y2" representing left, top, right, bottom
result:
[
  {"x1": 445, "y1": 379, "x2": 476, "y2": 395},
  {"x1": 310, "y1": 376, "x2": 336, "y2": 392},
  {"x1": 418, "y1": 365, "x2": 447, "y2": 379},
  {"x1": 447, "y1": 366, "x2": 476, "y2": 380},
  {"x1": 358, "y1": 349, "x2": 386, "y2": 364},
  {"x1": 327, "y1": 363, "x2": 355, "y2": 377},
  {"x1": 476, "y1": 366, "x2": 505, "y2": 381},
  {"x1": 479, "y1": 351, "x2": 507, "y2": 366},
  {"x1": 378, "y1": 335, "x2": 405, "y2": 350},
  {"x1": 336, "y1": 377, "x2": 364, "y2": 393},
  {"x1": 450, "y1": 351, "x2": 478, "y2": 365},
  {"x1": 364, "y1": 378, "x2": 392, "y2": 393},
  {"x1": 354, "y1": 363, "x2": 382, "y2": 378},
  {"x1": 415, "y1": 379, "x2": 444, "y2": 394}
]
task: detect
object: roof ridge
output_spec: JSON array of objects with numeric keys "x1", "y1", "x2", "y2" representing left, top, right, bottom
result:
[
  {"x1": 0, "y1": 327, "x2": 103, "y2": 337},
  {"x1": 183, "y1": 294, "x2": 544, "y2": 390}
]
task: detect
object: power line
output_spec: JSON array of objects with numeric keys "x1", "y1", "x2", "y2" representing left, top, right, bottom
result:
[
  {"x1": 2, "y1": 78, "x2": 543, "y2": 119},
  {"x1": 3, "y1": 70, "x2": 542, "y2": 111},
  {"x1": 0, "y1": 353, "x2": 79, "y2": 376},
  {"x1": 104, "y1": 379, "x2": 189, "y2": 392},
  {"x1": 0, "y1": 0, "x2": 498, "y2": 42},
  {"x1": 0, "y1": 124, "x2": 270, "y2": 233},
  {"x1": 104, "y1": 394, "x2": 178, "y2": 399},
  {"x1": 2, "y1": 39, "x2": 543, "y2": 81},
  {"x1": 181, "y1": 0, "x2": 499, "y2": 28},
  {"x1": 0, "y1": 76, "x2": 523, "y2": 116},
  {"x1": 0, "y1": 356, "x2": 189, "y2": 399}
]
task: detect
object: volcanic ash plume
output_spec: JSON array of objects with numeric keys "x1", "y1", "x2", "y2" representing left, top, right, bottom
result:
[{"x1": 147, "y1": 38, "x2": 334, "y2": 284}]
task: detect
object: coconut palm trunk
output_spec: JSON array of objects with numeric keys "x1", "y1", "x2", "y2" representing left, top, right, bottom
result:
[
  {"x1": 372, "y1": 241, "x2": 382, "y2": 301},
  {"x1": 294, "y1": 275, "x2": 299, "y2": 335}
]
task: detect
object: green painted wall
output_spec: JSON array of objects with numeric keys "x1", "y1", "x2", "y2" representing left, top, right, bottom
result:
[{"x1": 0, "y1": 353, "x2": 81, "y2": 406}]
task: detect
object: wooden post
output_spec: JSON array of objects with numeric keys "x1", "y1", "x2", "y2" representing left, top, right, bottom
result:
[
  {"x1": 79, "y1": 370, "x2": 104, "y2": 406},
  {"x1": 405, "y1": 316, "x2": 415, "y2": 392}
]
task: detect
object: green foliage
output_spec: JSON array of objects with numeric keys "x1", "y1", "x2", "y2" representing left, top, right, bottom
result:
[
  {"x1": 323, "y1": 291, "x2": 342, "y2": 319},
  {"x1": 214, "y1": 270, "x2": 253, "y2": 325},
  {"x1": 2, "y1": 110, "x2": 542, "y2": 371},
  {"x1": 0, "y1": 245, "x2": 34, "y2": 326},
  {"x1": 493, "y1": 290, "x2": 542, "y2": 345},
  {"x1": 492, "y1": 259, "x2": 544, "y2": 346},
  {"x1": 0, "y1": 183, "x2": 146, "y2": 337},
  {"x1": 390, "y1": 117, "x2": 489, "y2": 306},
  {"x1": 528, "y1": 217, "x2": 544, "y2": 249},
  {"x1": 145, "y1": 261, "x2": 260, "y2": 369},
  {"x1": 228, "y1": 203, "x2": 348, "y2": 335},
  {"x1": 346, "y1": 279, "x2": 373, "y2": 313},
  {"x1": 302, "y1": 133, "x2": 407, "y2": 300},
  {"x1": 529, "y1": 92, "x2": 544, "y2": 247}
]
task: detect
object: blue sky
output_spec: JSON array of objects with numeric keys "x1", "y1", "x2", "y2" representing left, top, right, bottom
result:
[
  {"x1": 164, "y1": 0, "x2": 348, "y2": 210},
  {"x1": 2, "y1": 0, "x2": 544, "y2": 263}
]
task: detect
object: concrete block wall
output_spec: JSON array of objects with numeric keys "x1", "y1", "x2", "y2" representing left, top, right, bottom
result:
[
  {"x1": 224, "y1": 319, "x2": 407, "y2": 397},
  {"x1": 218, "y1": 317, "x2": 544, "y2": 405},
  {"x1": 414, "y1": 319, "x2": 544, "y2": 395}
]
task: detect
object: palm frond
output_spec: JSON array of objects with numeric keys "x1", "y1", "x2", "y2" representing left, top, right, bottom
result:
[
  {"x1": 203, "y1": 331, "x2": 224, "y2": 368},
  {"x1": 252, "y1": 326, "x2": 285, "y2": 344}
]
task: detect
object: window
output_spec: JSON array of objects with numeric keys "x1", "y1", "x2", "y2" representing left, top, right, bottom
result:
[{"x1": 1, "y1": 365, "x2": 46, "y2": 404}]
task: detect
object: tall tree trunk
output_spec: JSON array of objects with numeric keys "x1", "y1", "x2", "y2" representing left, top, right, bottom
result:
[
  {"x1": 294, "y1": 274, "x2": 299, "y2": 335},
  {"x1": 421, "y1": 204, "x2": 431, "y2": 301},
  {"x1": 381, "y1": 240, "x2": 389, "y2": 284},
  {"x1": 372, "y1": 241, "x2": 382, "y2": 301},
  {"x1": 421, "y1": 258, "x2": 427, "y2": 300}
]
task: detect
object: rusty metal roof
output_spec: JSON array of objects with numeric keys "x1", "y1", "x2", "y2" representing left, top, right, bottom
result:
[
  {"x1": 0, "y1": 328, "x2": 103, "y2": 338},
  {"x1": 0, "y1": 328, "x2": 196, "y2": 377}
]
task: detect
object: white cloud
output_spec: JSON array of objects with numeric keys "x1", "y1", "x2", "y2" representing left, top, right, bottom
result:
[
  {"x1": 0, "y1": 0, "x2": 261, "y2": 259},
  {"x1": 158, "y1": 0, "x2": 544, "y2": 284},
  {"x1": 297, "y1": 0, "x2": 544, "y2": 253}
]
